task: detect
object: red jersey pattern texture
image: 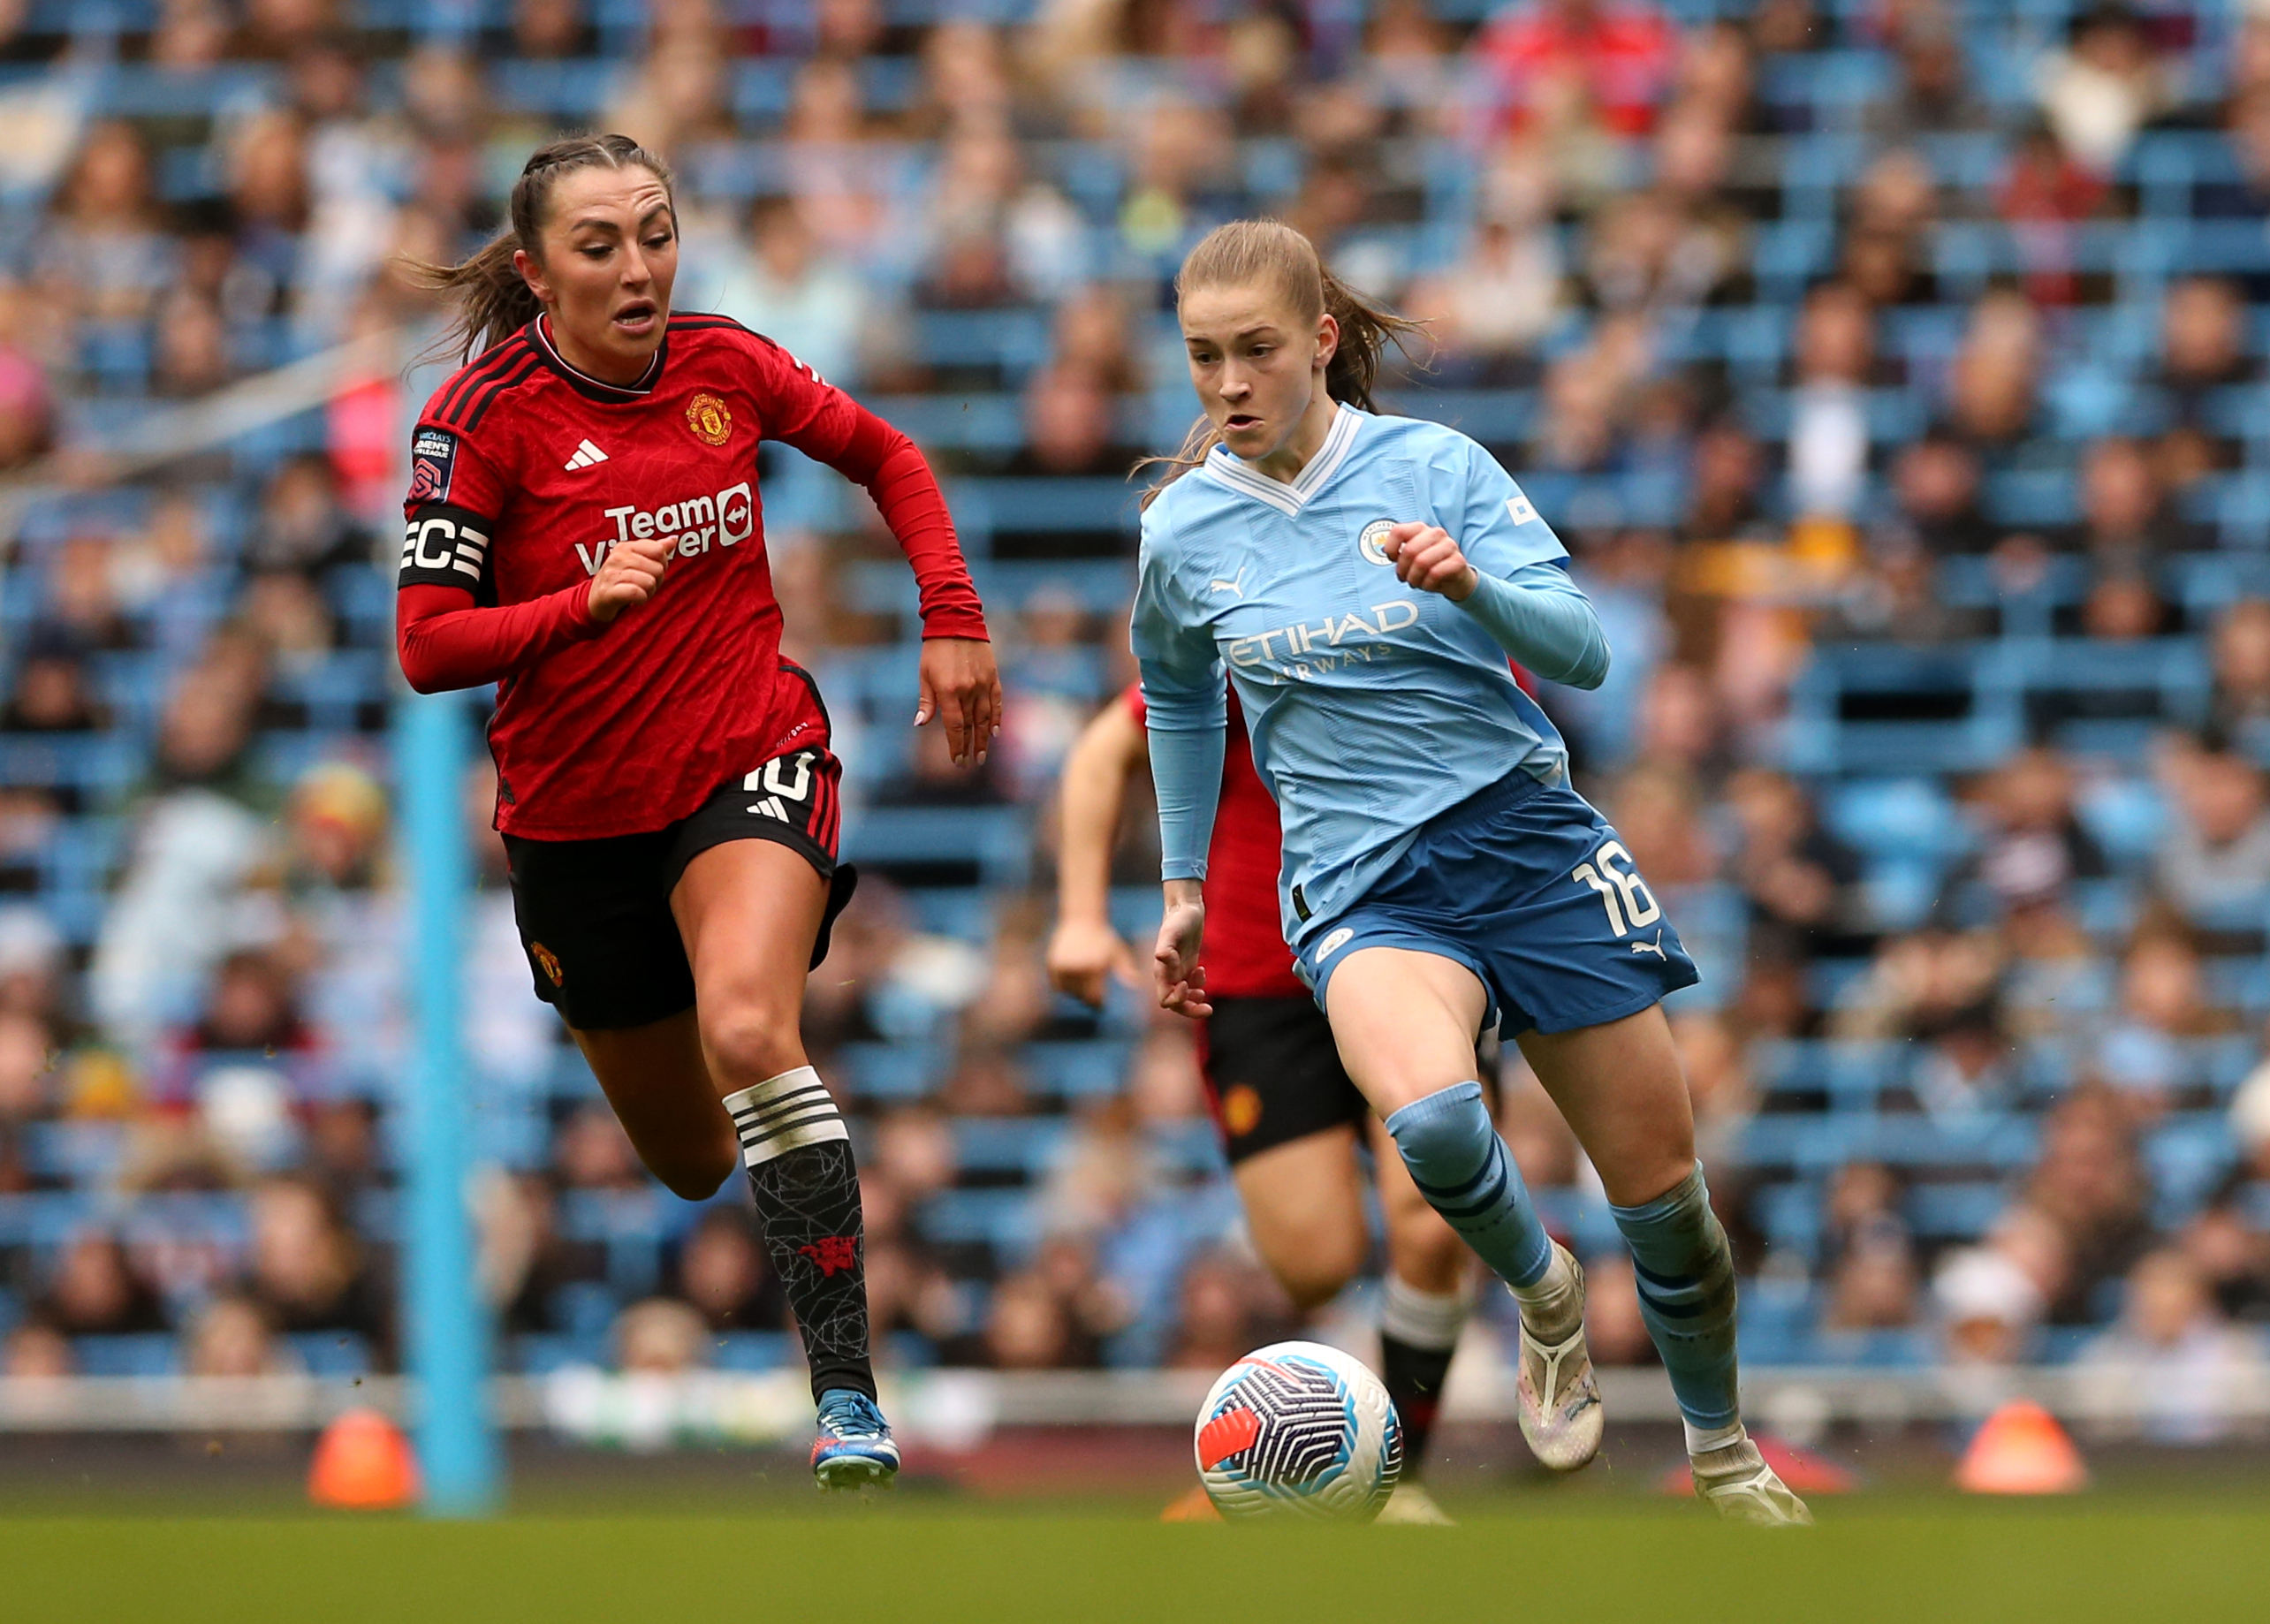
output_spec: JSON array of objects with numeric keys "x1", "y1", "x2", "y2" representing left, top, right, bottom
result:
[
  {"x1": 396, "y1": 314, "x2": 986, "y2": 839},
  {"x1": 1125, "y1": 684, "x2": 1303, "y2": 999}
]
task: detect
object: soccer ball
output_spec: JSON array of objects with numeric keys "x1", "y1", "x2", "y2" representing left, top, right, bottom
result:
[{"x1": 1194, "y1": 1340, "x2": 1402, "y2": 1521}]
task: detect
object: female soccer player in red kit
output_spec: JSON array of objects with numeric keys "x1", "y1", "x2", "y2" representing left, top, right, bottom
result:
[
  {"x1": 396, "y1": 134, "x2": 999, "y2": 1488},
  {"x1": 1049, "y1": 686, "x2": 1470, "y2": 1523}
]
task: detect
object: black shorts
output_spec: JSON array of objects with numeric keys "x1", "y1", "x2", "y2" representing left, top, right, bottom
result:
[
  {"x1": 502, "y1": 666, "x2": 857, "y2": 1032},
  {"x1": 1197, "y1": 994, "x2": 1370, "y2": 1165}
]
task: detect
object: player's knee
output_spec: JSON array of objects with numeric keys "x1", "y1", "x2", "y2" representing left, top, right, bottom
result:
[
  {"x1": 1387, "y1": 1218, "x2": 1469, "y2": 1296},
  {"x1": 650, "y1": 1145, "x2": 738, "y2": 1202},
  {"x1": 1275, "y1": 1256, "x2": 1359, "y2": 1313},
  {"x1": 1260, "y1": 1226, "x2": 1364, "y2": 1310},
  {"x1": 698, "y1": 998, "x2": 806, "y2": 1090}
]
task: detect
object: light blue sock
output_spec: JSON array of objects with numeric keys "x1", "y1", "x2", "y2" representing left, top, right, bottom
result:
[
  {"x1": 1610, "y1": 1162, "x2": 1741, "y2": 1443},
  {"x1": 1383, "y1": 1082, "x2": 1553, "y2": 1289}
]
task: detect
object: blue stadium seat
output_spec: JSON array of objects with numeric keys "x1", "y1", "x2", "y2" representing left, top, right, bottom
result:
[
  {"x1": 71, "y1": 1334, "x2": 178, "y2": 1378},
  {"x1": 286, "y1": 1332, "x2": 375, "y2": 1377},
  {"x1": 844, "y1": 805, "x2": 1032, "y2": 885},
  {"x1": 712, "y1": 1330, "x2": 794, "y2": 1371},
  {"x1": 1783, "y1": 644, "x2": 2023, "y2": 777},
  {"x1": 917, "y1": 1187, "x2": 1031, "y2": 1249},
  {"x1": 19, "y1": 1122, "x2": 125, "y2": 1184},
  {"x1": 550, "y1": 1280, "x2": 621, "y2": 1342},
  {"x1": 1021, "y1": 1040, "x2": 1130, "y2": 1101},
  {"x1": 512, "y1": 1332, "x2": 611, "y2": 1374},
  {"x1": 912, "y1": 311, "x2": 1052, "y2": 377},
  {"x1": 1905, "y1": 1181, "x2": 2006, "y2": 1240},
  {"x1": 953, "y1": 1117, "x2": 1070, "y2": 1178},
  {"x1": 490, "y1": 58, "x2": 616, "y2": 123},
  {"x1": 844, "y1": 559, "x2": 1136, "y2": 619},
  {"x1": 558, "y1": 1190, "x2": 667, "y2": 1297},
  {"x1": 835, "y1": 1043, "x2": 946, "y2": 1104},
  {"x1": 2145, "y1": 1113, "x2": 2241, "y2": 1225}
]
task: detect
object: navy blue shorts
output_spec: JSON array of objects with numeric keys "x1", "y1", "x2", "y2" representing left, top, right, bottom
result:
[{"x1": 1300, "y1": 770, "x2": 1699, "y2": 1037}]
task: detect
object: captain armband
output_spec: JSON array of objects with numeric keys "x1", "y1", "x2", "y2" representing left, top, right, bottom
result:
[{"x1": 398, "y1": 504, "x2": 495, "y2": 590}]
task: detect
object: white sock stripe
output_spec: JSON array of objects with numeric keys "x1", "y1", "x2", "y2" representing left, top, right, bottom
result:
[
  {"x1": 722, "y1": 1066, "x2": 828, "y2": 1115},
  {"x1": 1380, "y1": 1276, "x2": 1472, "y2": 1352},
  {"x1": 740, "y1": 1115, "x2": 849, "y2": 1165},
  {"x1": 726, "y1": 1079, "x2": 832, "y2": 1113},
  {"x1": 1685, "y1": 1420, "x2": 1746, "y2": 1455},
  {"x1": 739, "y1": 1104, "x2": 844, "y2": 1143},
  {"x1": 723, "y1": 1067, "x2": 848, "y2": 1165},
  {"x1": 726, "y1": 1085, "x2": 835, "y2": 1131}
]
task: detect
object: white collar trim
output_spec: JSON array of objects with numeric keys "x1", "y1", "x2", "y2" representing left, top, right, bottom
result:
[{"x1": 1200, "y1": 405, "x2": 1362, "y2": 515}]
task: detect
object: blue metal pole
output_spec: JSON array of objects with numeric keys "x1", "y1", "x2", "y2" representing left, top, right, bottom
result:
[{"x1": 396, "y1": 686, "x2": 501, "y2": 1515}]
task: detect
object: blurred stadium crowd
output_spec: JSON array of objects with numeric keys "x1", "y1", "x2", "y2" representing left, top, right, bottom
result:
[{"x1": 3, "y1": 0, "x2": 2270, "y2": 1445}]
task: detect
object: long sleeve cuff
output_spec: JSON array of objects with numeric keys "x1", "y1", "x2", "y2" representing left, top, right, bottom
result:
[
  {"x1": 1145, "y1": 706, "x2": 1226, "y2": 881},
  {"x1": 396, "y1": 581, "x2": 603, "y2": 694},
  {"x1": 1455, "y1": 562, "x2": 1610, "y2": 689}
]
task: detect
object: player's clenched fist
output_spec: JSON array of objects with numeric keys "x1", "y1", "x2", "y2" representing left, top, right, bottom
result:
[
  {"x1": 585, "y1": 533, "x2": 677, "y2": 624},
  {"x1": 1381, "y1": 521, "x2": 1477, "y2": 602}
]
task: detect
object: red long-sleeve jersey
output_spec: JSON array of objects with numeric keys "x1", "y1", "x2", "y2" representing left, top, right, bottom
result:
[{"x1": 396, "y1": 313, "x2": 987, "y2": 840}]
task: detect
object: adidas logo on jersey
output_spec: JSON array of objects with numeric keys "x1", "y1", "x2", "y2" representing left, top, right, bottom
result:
[{"x1": 564, "y1": 439, "x2": 609, "y2": 471}]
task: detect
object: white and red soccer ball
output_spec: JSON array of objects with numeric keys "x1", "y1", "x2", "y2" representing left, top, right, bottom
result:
[{"x1": 1195, "y1": 1340, "x2": 1403, "y2": 1521}]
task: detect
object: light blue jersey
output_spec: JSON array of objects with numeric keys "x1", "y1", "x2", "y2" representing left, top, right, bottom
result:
[{"x1": 1134, "y1": 404, "x2": 1604, "y2": 956}]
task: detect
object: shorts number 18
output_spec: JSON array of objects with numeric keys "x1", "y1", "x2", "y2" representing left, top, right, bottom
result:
[{"x1": 1571, "y1": 840, "x2": 1660, "y2": 939}]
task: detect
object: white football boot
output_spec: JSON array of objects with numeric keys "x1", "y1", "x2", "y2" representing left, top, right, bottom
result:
[
  {"x1": 1690, "y1": 1430, "x2": 1813, "y2": 1526},
  {"x1": 1374, "y1": 1482, "x2": 1455, "y2": 1525},
  {"x1": 1512, "y1": 1242, "x2": 1604, "y2": 1472}
]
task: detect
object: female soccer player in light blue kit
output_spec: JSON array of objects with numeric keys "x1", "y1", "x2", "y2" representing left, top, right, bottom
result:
[{"x1": 1135, "y1": 221, "x2": 1810, "y2": 1525}]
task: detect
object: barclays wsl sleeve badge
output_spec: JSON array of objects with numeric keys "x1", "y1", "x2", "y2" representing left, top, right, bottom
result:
[{"x1": 409, "y1": 428, "x2": 458, "y2": 503}]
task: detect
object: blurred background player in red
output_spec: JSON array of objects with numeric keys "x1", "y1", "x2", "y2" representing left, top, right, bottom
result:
[
  {"x1": 1050, "y1": 684, "x2": 1470, "y2": 1523},
  {"x1": 396, "y1": 134, "x2": 1001, "y2": 1487}
]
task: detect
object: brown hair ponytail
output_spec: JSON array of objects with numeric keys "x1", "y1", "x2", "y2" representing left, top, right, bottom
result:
[
  {"x1": 1140, "y1": 219, "x2": 1426, "y2": 509},
  {"x1": 406, "y1": 133, "x2": 676, "y2": 363}
]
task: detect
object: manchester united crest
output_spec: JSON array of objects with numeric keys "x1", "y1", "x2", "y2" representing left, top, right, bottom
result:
[
  {"x1": 685, "y1": 391, "x2": 733, "y2": 446},
  {"x1": 531, "y1": 942, "x2": 564, "y2": 987}
]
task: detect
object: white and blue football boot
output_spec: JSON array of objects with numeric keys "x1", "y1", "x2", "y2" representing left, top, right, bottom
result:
[
  {"x1": 1691, "y1": 1430, "x2": 1813, "y2": 1527},
  {"x1": 1515, "y1": 1242, "x2": 1605, "y2": 1472},
  {"x1": 811, "y1": 1389, "x2": 900, "y2": 1491}
]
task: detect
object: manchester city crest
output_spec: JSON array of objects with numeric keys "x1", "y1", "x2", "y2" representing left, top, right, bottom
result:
[{"x1": 1358, "y1": 518, "x2": 1396, "y2": 565}]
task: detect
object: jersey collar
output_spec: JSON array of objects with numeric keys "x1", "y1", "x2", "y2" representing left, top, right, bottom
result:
[
  {"x1": 1199, "y1": 403, "x2": 1363, "y2": 517},
  {"x1": 529, "y1": 315, "x2": 666, "y2": 402}
]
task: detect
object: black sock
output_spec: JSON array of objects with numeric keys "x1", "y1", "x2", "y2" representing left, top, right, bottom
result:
[
  {"x1": 724, "y1": 1066, "x2": 875, "y2": 1403},
  {"x1": 1378, "y1": 1277, "x2": 1470, "y2": 1481},
  {"x1": 1379, "y1": 1332, "x2": 1456, "y2": 1474}
]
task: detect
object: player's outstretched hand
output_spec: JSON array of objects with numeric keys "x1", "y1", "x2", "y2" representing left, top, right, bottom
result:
[
  {"x1": 1382, "y1": 521, "x2": 1477, "y2": 601},
  {"x1": 916, "y1": 636, "x2": 1003, "y2": 767},
  {"x1": 1153, "y1": 892, "x2": 1211, "y2": 1019},
  {"x1": 586, "y1": 533, "x2": 676, "y2": 624},
  {"x1": 1046, "y1": 916, "x2": 1144, "y2": 1007}
]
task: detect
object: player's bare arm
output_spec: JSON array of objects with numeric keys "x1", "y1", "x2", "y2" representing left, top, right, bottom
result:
[{"x1": 1048, "y1": 699, "x2": 1148, "y2": 1004}]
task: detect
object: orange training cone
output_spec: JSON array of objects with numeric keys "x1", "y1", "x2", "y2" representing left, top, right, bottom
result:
[
  {"x1": 308, "y1": 1408, "x2": 421, "y2": 1510},
  {"x1": 1953, "y1": 1400, "x2": 2088, "y2": 1495}
]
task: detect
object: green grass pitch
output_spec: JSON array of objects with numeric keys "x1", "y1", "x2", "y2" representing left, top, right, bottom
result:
[{"x1": 5, "y1": 1498, "x2": 2266, "y2": 1624}]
